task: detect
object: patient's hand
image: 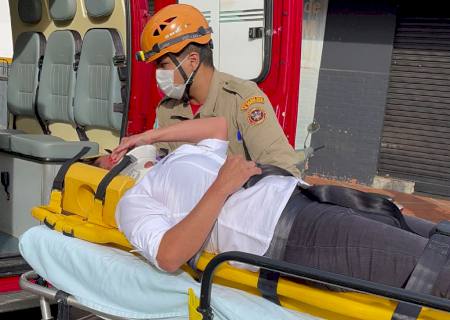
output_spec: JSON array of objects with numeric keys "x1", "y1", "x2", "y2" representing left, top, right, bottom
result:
[{"x1": 213, "y1": 155, "x2": 262, "y2": 196}]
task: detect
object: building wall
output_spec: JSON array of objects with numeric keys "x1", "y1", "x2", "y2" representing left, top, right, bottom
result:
[
  {"x1": 309, "y1": 0, "x2": 397, "y2": 184},
  {"x1": 296, "y1": 0, "x2": 329, "y2": 150}
]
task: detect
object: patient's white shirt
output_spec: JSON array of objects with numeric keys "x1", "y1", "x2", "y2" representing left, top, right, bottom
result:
[{"x1": 116, "y1": 139, "x2": 298, "y2": 269}]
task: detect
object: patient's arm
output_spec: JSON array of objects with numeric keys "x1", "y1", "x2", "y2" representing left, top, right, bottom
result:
[
  {"x1": 111, "y1": 117, "x2": 227, "y2": 162},
  {"x1": 156, "y1": 155, "x2": 261, "y2": 272}
]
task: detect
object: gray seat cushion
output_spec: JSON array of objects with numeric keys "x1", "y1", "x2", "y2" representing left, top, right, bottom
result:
[
  {"x1": 7, "y1": 32, "x2": 46, "y2": 118},
  {"x1": 10, "y1": 134, "x2": 99, "y2": 160},
  {"x1": 0, "y1": 129, "x2": 24, "y2": 151},
  {"x1": 49, "y1": 0, "x2": 77, "y2": 22},
  {"x1": 73, "y1": 29, "x2": 123, "y2": 131},
  {"x1": 37, "y1": 30, "x2": 81, "y2": 123},
  {"x1": 84, "y1": 0, "x2": 115, "y2": 18},
  {"x1": 18, "y1": 0, "x2": 42, "y2": 24}
]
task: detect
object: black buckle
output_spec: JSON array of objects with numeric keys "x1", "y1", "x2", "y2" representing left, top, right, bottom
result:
[
  {"x1": 113, "y1": 55, "x2": 126, "y2": 66},
  {"x1": 435, "y1": 221, "x2": 450, "y2": 237}
]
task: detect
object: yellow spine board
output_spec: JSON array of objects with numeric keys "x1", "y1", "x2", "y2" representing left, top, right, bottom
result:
[
  {"x1": 32, "y1": 163, "x2": 134, "y2": 248},
  {"x1": 193, "y1": 253, "x2": 449, "y2": 320}
]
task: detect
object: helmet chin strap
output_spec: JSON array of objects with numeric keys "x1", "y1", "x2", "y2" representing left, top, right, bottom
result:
[{"x1": 168, "y1": 53, "x2": 203, "y2": 102}]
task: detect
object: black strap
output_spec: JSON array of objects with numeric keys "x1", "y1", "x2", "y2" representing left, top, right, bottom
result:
[
  {"x1": 392, "y1": 221, "x2": 450, "y2": 319},
  {"x1": 140, "y1": 26, "x2": 213, "y2": 61},
  {"x1": 43, "y1": 217, "x2": 56, "y2": 230},
  {"x1": 70, "y1": 30, "x2": 88, "y2": 141},
  {"x1": 68, "y1": 30, "x2": 82, "y2": 71},
  {"x1": 35, "y1": 32, "x2": 50, "y2": 135},
  {"x1": 95, "y1": 155, "x2": 133, "y2": 202},
  {"x1": 391, "y1": 302, "x2": 422, "y2": 320},
  {"x1": 75, "y1": 125, "x2": 89, "y2": 141},
  {"x1": 12, "y1": 115, "x2": 17, "y2": 129},
  {"x1": 244, "y1": 164, "x2": 416, "y2": 234},
  {"x1": 1, "y1": 171, "x2": 10, "y2": 201},
  {"x1": 301, "y1": 185, "x2": 415, "y2": 233},
  {"x1": 406, "y1": 221, "x2": 450, "y2": 293},
  {"x1": 52, "y1": 147, "x2": 92, "y2": 191},
  {"x1": 264, "y1": 189, "x2": 312, "y2": 261},
  {"x1": 110, "y1": 29, "x2": 128, "y2": 114},
  {"x1": 257, "y1": 269, "x2": 281, "y2": 305},
  {"x1": 55, "y1": 290, "x2": 71, "y2": 320},
  {"x1": 244, "y1": 163, "x2": 293, "y2": 189}
]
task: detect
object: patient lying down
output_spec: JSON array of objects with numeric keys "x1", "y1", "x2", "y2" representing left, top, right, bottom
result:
[{"x1": 113, "y1": 117, "x2": 449, "y2": 298}]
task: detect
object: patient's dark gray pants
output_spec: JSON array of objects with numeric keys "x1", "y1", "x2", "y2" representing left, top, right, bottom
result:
[{"x1": 282, "y1": 194, "x2": 450, "y2": 298}]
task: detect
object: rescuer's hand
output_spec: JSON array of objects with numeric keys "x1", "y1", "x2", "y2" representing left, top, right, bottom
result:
[
  {"x1": 212, "y1": 155, "x2": 262, "y2": 196},
  {"x1": 111, "y1": 131, "x2": 153, "y2": 163}
]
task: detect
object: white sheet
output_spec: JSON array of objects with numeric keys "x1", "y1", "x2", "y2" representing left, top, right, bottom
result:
[{"x1": 19, "y1": 226, "x2": 320, "y2": 320}]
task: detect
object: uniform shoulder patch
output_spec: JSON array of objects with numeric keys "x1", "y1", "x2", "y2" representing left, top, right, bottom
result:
[
  {"x1": 241, "y1": 96, "x2": 265, "y2": 111},
  {"x1": 247, "y1": 107, "x2": 266, "y2": 126}
]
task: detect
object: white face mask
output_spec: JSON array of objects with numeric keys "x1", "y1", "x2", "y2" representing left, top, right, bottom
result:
[{"x1": 156, "y1": 56, "x2": 194, "y2": 100}]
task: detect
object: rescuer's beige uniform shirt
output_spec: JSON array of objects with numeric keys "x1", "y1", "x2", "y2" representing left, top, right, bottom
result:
[{"x1": 154, "y1": 70, "x2": 302, "y2": 177}]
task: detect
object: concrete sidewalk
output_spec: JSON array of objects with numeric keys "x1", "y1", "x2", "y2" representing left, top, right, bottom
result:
[{"x1": 305, "y1": 176, "x2": 450, "y2": 223}]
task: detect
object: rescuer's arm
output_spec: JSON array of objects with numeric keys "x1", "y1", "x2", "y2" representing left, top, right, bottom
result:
[
  {"x1": 156, "y1": 155, "x2": 261, "y2": 272},
  {"x1": 236, "y1": 96, "x2": 302, "y2": 177},
  {"x1": 111, "y1": 117, "x2": 227, "y2": 162}
]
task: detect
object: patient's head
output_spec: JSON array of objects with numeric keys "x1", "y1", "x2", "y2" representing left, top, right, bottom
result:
[
  {"x1": 94, "y1": 154, "x2": 115, "y2": 170},
  {"x1": 94, "y1": 145, "x2": 158, "y2": 182}
]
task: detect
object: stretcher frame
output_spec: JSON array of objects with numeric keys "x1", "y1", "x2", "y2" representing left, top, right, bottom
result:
[
  {"x1": 194, "y1": 251, "x2": 450, "y2": 320},
  {"x1": 20, "y1": 271, "x2": 120, "y2": 320},
  {"x1": 19, "y1": 250, "x2": 450, "y2": 320}
]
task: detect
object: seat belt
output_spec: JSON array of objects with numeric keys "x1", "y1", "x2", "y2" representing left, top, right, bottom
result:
[
  {"x1": 68, "y1": 30, "x2": 89, "y2": 142},
  {"x1": 109, "y1": 29, "x2": 128, "y2": 115},
  {"x1": 34, "y1": 32, "x2": 51, "y2": 135},
  {"x1": 392, "y1": 221, "x2": 450, "y2": 319}
]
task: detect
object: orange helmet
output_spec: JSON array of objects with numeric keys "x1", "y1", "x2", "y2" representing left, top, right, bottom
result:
[{"x1": 136, "y1": 4, "x2": 213, "y2": 63}]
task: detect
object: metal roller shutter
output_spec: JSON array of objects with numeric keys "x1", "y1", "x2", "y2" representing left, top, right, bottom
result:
[{"x1": 379, "y1": 16, "x2": 450, "y2": 197}]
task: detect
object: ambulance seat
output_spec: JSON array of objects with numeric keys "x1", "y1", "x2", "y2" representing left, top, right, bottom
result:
[
  {"x1": 12, "y1": 28, "x2": 126, "y2": 160},
  {"x1": 73, "y1": 28, "x2": 124, "y2": 132},
  {"x1": 18, "y1": 0, "x2": 42, "y2": 25},
  {"x1": 84, "y1": 0, "x2": 115, "y2": 18},
  {"x1": 49, "y1": 0, "x2": 77, "y2": 22},
  {"x1": 1, "y1": 32, "x2": 46, "y2": 151},
  {"x1": 8, "y1": 30, "x2": 99, "y2": 159}
]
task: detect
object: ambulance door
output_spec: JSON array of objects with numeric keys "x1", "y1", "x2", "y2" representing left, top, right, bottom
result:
[
  {"x1": 219, "y1": 0, "x2": 267, "y2": 80},
  {"x1": 179, "y1": 0, "x2": 269, "y2": 81}
]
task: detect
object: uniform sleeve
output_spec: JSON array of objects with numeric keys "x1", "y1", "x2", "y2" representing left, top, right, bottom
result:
[
  {"x1": 116, "y1": 193, "x2": 173, "y2": 270},
  {"x1": 236, "y1": 92, "x2": 302, "y2": 177}
]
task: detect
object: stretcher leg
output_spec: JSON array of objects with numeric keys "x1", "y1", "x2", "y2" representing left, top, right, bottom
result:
[{"x1": 40, "y1": 296, "x2": 53, "y2": 320}]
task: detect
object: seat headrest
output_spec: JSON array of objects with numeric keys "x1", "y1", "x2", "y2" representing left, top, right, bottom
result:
[
  {"x1": 49, "y1": 0, "x2": 77, "y2": 22},
  {"x1": 84, "y1": 0, "x2": 115, "y2": 18},
  {"x1": 18, "y1": 0, "x2": 42, "y2": 24}
]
